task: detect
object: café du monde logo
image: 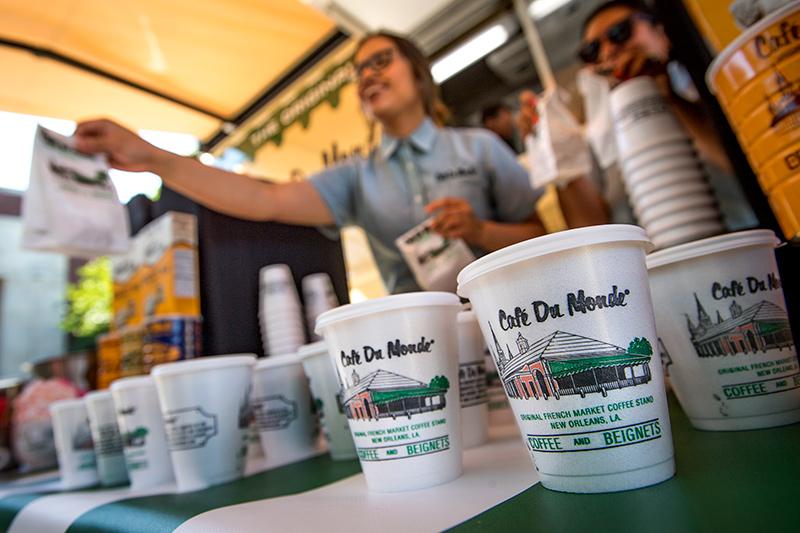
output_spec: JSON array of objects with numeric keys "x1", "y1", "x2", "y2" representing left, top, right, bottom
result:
[
  {"x1": 341, "y1": 369, "x2": 449, "y2": 421},
  {"x1": 488, "y1": 325, "x2": 653, "y2": 401}
]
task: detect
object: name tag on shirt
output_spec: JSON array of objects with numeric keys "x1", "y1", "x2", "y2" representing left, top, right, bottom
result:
[{"x1": 435, "y1": 166, "x2": 478, "y2": 182}]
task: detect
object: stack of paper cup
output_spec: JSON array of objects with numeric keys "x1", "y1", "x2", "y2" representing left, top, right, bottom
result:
[
  {"x1": 316, "y1": 292, "x2": 464, "y2": 493},
  {"x1": 259, "y1": 265, "x2": 307, "y2": 356},
  {"x1": 456, "y1": 311, "x2": 490, "y2": 448},
  {"x1": 458, "y1": 225, "x2": 675, "y2": 493},
  {"x1": 50, "y1": 399, "x2": 99, "y2": 490},
  {"x1": 84, "y1": 391, "x2": 130, "y2": 487},
  {"x1": 110, "y1": 376, "x2": 175, "y2": 489},
  {"x1": 298, "y1": 342, "x2": 357, "y2": 460},
  {"x1": 152, "y1": 354, "x2": 255, "y2": 492},
  {"x1": 251, "y1": 354, "x2": 319, "y2": 468},
  {"x1": 610, "y1": 76, "x2": 724, "y2": 249},
  {"x1": 302, "y1": 273, "x2": 340, "y2": 342}
]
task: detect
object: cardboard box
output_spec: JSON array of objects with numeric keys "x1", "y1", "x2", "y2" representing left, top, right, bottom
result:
[
  {"x1": 96, "y1": 332, "x2": 122, "y2": 389},
  {"x1": 138, "y1": 211, "x2": 200, "y2": 319},
  {"x1": 110, "y1": 239, "x2": 142, "y2": 329}
]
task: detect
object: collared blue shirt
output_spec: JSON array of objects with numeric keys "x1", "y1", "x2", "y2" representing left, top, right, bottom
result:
[{"x1": 310, "y1": 117, "x2": 541, "y2": 293}]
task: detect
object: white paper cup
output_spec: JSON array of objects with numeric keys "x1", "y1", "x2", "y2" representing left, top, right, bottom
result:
[
  {"x1": 251, "y1": 354, "x2": 319, "y2": 467},
  {"x1": 316, "y1": 292, "x2": 463, "y2": 493},
  {"x1": 268, "y1": 342, "x2": 306, "y2": 358},
  {"x1": 625, "y1": 157, "x2": 702, "y2": 187},
  {"x1": 50, "y1": 399, "x2": 99, "y2": 490},
  {"x1": 246, "y1": 421, "x2": 264, "y2": 460},
  {"x1": 622, "y1": 140, "x2": 695, "y2": 175},
  {"x1": 152, "y1": 354, "x2": 255, "y2": 492},
  {"x1": 638, "y1": 195, "x2": 717, "y2": 227},
  {"x1": 299, "y1": 342, "x2": 358, "y2": 460},
  {"x1": 110, "y1": 376, "x2": 175, "y2": 489},
  {"x1": 261, "y1": 298, "x2": 303, "y2": 310},
  {"x1": 650, "y1": 221, "x2": 725, "y2": 250},
  {"x1": 627, "y1": 170, "x2": 706, "y2": 200},
  {"x1": 457, "y1": 225, "x2": 675, "y2": 494},
  {"x1": 609, "y1": 76, "x2": 663, "y2": 114},
  {"x1": 610, "y1": 77, "x2": 690, "y2": 159},
  {"x1": 260, "y1": 266, "x2": 300, "y2": 300},
  {"x1": 259, "y1": 264, "x2": 294, "y2": 283},
  {"x1": 260, "y1": 307, "x2": 303, "y2": 323},
  {"x1": 264, "y1": 321, "x2": 306, "y2": 333},
  {"x1": 84, "y1": 391, "x2": 130, "y2": 487},
  {"x1": 303, "y1": 274, "x2": 339, "y2": 342},
  {"x1": 647, "y1": 230, "x2": 800, "y2": 430},
  {"x1": 302, "y1": 273, "x2": 338, "y2": 305},
  {"x1": 457, "y1": 311, "x2": 490, "y2": 448},
  {"x1": 260, "y1": 292, "x2": 301, "y2": 305},
  {"x1": 266, "y1": 330, "x2": 306, "y2": 342},
  {"x1": 644, "y1": 207, "x2": 722, "y2": 236},
  {"x1": 268, "y1": 339, "x2": 306, "y2": 351},
  {"x1": 634, "y1": 181, "x2": 713, "y2": 215}
]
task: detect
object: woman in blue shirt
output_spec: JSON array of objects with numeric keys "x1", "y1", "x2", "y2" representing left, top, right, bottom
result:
[{"x1": 75, "y1": 32, "x2": 607, "y2": 293}]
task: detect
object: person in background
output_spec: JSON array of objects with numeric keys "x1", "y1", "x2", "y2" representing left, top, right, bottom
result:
[
  {"x1": 481, "y1": 103, "x2": 520, "y2": 153},
  {"x1": 75, "y1": 32, "x2": 607, "y2": 294},
  {"x1": 576, "y1": 0, "x2": 758, "y2": 229}
]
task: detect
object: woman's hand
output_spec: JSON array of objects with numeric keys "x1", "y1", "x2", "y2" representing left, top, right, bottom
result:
[
  {"x1": 74, "y1": 119, "x2": 169, "y2": 173},
  {"x1": 426, "y1": 197, "x2": 484, "y2": 245}
]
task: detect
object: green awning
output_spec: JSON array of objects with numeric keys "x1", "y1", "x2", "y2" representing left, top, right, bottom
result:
[
  {"x1": 371, "y1": 387, "x2": 445, "y2": 405},
  {"x1": 758, "y1": 321, "x2": 789, "y2": 335},
  {"x1": 547, "y1": 353, "x2": 651, "y2": 379}
]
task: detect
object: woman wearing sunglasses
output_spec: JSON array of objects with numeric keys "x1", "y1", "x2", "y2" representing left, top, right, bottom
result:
[
  {"x1": 74, "y1": 32, "x2": 607, "y2": 294},
  {"x1": 576, "y1": 0, "x2": 757, "y2": 229}
]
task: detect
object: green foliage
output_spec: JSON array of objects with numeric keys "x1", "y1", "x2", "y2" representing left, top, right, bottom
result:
[
  {"x1": 61, "y1": 257, "x2": 111, "y2": 339},
  {"x1": 627, "y1": 337, "x2": 653, "y2": 356},
  {"x1": 429, "y1": 375, "x2": 450, "y2": 391}
]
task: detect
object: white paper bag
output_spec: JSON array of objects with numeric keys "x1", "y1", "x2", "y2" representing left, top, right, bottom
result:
[
  {"x1": 576, "y1": 68, "x2": 618, "y2": 170},
  {"x1": 525, "y1": 90, "x2": 593, "y2": 189},
  {"x1": 395, "y1": 219, "x2": 475, "y2": 293},
  {"x1": 21, "y1": 126, "x2": 130, "y2": 258}
]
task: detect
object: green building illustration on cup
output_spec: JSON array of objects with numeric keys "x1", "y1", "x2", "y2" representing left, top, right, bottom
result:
[
  {"x1": 123, "y1": 426, "x2": 149, "y2": 448},
  {"x1": 341, "y1": 369, "x2": 449, "y2": 420},
  {"x1": 489, "y1": 326, "x2": 654, "y2": 401},
  {"x1": 686, "y1": 296, "x2": 793, "y2": 358}
]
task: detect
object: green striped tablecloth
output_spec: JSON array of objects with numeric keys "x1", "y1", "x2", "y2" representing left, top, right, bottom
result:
[{"x1": 0, "y1": 394, "x2": 797, "y2": 532}]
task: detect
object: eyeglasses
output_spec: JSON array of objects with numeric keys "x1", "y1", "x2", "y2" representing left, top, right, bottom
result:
[
  {"x1": 578, "y1": 13, "x2": 654, "y2": 64},
  {"x1": 355, "y1": 48, "x2": 395, "y2": 78}
]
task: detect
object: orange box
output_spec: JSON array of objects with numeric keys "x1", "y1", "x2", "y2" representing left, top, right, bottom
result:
[
  {"x1": 138, "y1": 212, "x2": 200, "y2": 320},
  {"x1": 119, "y1": 325, "x2": 145, "y2": 378},
  {"x1": 110, "y1": 241, "x2": 142, "y2": 330},
  {"x1": 768, "y1": 172, "x2": 800, "y2": 241},
  {"x1": 96, "y1": 332, "x2": 122, "y2": 389}
]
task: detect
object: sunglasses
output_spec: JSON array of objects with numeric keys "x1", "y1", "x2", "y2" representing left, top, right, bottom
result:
[
  {"x1": 578, "y1": 13, "x2": 654, "y2": 64},
  {"x1": 355, "y1": 48, "x2": 395, "y2": 78}
]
